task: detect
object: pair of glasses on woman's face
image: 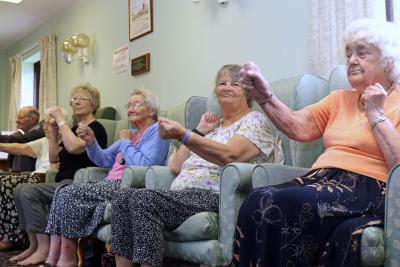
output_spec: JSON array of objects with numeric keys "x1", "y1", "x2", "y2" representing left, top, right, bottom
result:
[
  {"x1": 69, "y1": 96, "x2": 92, "y2": 103},
  {"x1": 125, "y1": 102, "x2": 145, "y2": 109}
]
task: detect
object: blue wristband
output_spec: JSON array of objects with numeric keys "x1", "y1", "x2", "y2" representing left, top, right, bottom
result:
[{"x1": 181, "y1": 129, "x2": 192, "y2": 144}]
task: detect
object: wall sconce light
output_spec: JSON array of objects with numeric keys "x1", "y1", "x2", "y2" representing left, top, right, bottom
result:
[{"x1": 60, "y1": 33, "x2": 91, "y2": 64}]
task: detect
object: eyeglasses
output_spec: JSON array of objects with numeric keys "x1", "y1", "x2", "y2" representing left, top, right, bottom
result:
[
  {"x1": 69, "y1": 96, "x2": 92, "y2": 102},
  {"x1": 125, "y1": 102, "x2": 145, "y2": 109}
]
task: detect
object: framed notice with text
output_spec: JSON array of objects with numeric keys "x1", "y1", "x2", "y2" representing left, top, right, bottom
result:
[{"x1": 129, "y1": 0, "x2": 153, "y2": 41}]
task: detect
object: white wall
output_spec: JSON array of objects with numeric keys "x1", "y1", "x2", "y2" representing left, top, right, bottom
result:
[{"x1": 1, "y1": 0, "x2": 310, "y2": 128}]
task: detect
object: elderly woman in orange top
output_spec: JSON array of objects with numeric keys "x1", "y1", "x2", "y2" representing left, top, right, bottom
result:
[{"x1": 232, "y1": 19, "x2": 400, "y2": 267}]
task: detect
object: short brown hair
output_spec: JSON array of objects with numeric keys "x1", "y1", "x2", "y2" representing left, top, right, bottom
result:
[{"x1": 215, "y1": 64, "x2": 253, "y2": 108}]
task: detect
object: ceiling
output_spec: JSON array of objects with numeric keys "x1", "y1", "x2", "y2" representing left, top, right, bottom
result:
[{"x1": 0, "y1": 0, "x2": 75, "y2": 49}]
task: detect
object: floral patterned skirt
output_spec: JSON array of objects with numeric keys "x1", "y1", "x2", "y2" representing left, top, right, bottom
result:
[
  {"x1": 232, "y1": 168, "x2": 385, "y2": 267},
  {"x1": 0, "y1": 173, "x2": 39, "y2": 242}
]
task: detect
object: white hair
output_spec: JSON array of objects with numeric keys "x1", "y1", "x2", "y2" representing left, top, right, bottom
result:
[{"x1": 343, "y1": 18, "x2": 400, "y2": 84}]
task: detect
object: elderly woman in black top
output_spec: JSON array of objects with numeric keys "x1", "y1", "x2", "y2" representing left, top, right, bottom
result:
[{"x1": 11, "y1": 83, "x2": 107, "y2": 266}]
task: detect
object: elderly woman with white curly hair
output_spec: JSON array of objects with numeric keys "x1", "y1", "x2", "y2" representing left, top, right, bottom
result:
[{"x1": 232, "y1": 18, "x2": 400, "y2": 267}]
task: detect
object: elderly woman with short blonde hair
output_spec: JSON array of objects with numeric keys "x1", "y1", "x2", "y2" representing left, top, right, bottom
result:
[{"x1": 11, "y1": 83, "x2": 107, "y2": 266}]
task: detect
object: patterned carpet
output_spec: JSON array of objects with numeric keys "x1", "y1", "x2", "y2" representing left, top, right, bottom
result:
[{"x1": 0, "y1": 250, "x2": 200, "y2": 267}]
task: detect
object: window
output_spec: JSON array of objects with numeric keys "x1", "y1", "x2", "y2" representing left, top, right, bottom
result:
[
  {"x1": 21, "y1": 51, "x2": 40, "y2": 108},
  {"x1": 386, "y1": 0, "x2": 400, "y2": 22}
]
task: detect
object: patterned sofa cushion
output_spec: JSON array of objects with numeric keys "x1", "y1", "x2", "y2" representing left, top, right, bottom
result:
[{"x1": 164, "y1": 212, "x2": 218, "y2": 241}]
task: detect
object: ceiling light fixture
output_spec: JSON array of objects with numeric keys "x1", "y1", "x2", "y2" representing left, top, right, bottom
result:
[{"x1": 0, "y1": 0, "x2": 23, "y2": 4}]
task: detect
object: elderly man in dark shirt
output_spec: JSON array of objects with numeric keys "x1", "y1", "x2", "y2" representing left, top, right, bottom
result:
[{"x1": 0, "y1": 106, "x2": 45, "y2": 172}]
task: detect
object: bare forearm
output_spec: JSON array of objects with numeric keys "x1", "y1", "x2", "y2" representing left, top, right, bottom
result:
[
  {"x1": 59, "y1": 124, "x2": 85, "y2": 154},
  {"x1": 169, "y1": 145, "x2": 191, "y2": 173},
  {"x1": 184, "y1": 134, "x2": 247, "y2": 166},
  {"x1": 0, "y1": 143, "x2": 35, "y2": 157},
  {"x1": 258, "y1": 96, "x2": 320, "y2": 141},
  {"x1": 49, "y1": 138, "x2": 60, "y2": 163},
  {"x1": 373, "y1": 121, "x2": 400, "y2": 170}
]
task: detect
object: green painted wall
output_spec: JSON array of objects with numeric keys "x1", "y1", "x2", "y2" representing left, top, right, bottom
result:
[{"x1": 1, "y1": 0, "x2": 310, "y2": 129}]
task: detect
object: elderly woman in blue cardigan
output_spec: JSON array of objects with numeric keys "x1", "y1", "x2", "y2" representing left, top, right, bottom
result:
[{"x1": 42, "y1": 89, "x2": 171, "y2": 267}]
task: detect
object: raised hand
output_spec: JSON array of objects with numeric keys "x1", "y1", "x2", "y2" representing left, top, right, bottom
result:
[
  {"x1": 47, "y1": 118, "x2": 59, "y2": 140},
  {"x1": 360, "y1": 83, "x2": 387, "y2": 121},
  {"x1": 196, "y1": 112, "x2": 219, "y2": 135},
  {"x1": 76, "y1": 122, "x2": 96, "y2": 146},
  {"x1": 119, "y1": 129, "x2": 131, "y2": 140},
  {"x1": 240, "y1": 62, "x2": 273, "y2": 105},
  {"x1": 158, "y1": 117, "x2": 186, "y2": 140},
  {"x1": 48, "y1": 106, "x2": 66, "y2": 125}
]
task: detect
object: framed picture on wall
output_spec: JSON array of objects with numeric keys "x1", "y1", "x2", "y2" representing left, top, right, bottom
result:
[{"x1": 129, "y1": 0, "x2": 153, "y2": 41}]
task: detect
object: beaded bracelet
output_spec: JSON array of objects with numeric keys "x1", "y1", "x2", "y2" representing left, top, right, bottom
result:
[
  {"x1": 181, "y1": 129, "x2": 192, "y2": 144},
  {"x1": 371, "y1": 115, "x2": 386, "y2": 130}
]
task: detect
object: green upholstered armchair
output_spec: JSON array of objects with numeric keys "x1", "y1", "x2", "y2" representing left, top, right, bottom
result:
[{"x1": 145, "y1": 163, "x2": 256, "y2": 266}]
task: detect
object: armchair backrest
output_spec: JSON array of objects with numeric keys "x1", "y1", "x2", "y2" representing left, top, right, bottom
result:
[
  {"x1": 288, "y1": 74, "x2": 328, "y2": 167},
  {"x1": 166, "y1": 96, "x2": 208, "y2": 148},
  {"x1": 95, "y1": 106, "x2": 117, "y2": 120},
  {"x1": 328, "y1": 65, "x2": 352, "y2": 93},
  {"x1": 97, "y1": 118, "x2": 130, "y2": 147}
]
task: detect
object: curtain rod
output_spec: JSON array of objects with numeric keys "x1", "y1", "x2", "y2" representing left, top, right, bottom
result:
[{"x1": 19, "y1": 43, "x2": 39, "y2": 56}]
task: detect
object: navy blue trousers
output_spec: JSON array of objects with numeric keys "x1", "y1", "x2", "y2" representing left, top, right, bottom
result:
[{"x1": 232, "y1": 168, "x2": 385, "y2": 267}]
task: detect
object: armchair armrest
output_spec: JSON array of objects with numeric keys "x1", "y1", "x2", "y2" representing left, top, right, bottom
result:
[
  {"x1": 45, "y1": 170, "x2": 58, "y2": 183},
  {"x1": 219, "y1": 162, "x2": 257, "y2": 265},
  {"x1": 253, "y1": 163, "x2": 309, "y2": 188},
  {"x1": 145, "y1": 165, "x2": 177, "y2": 190},
  {"x1": 384, "y1": 164, "x2": 400, "y2": 266},
  {"x1": 73, "y1": 167, "x2": 110, "y2": 183},
  {"x1": 120, "y1": 166, "x2": 148, "y2": 188}
]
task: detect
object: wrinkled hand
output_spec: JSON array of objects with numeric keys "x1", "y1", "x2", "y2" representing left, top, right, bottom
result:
[
  {"x1": 76, "y1": 123, "x2": 96, "y2": 146},
  {"x1": 360, "y1": 83, "x2": 387, "y2": 121},
  {"x1": 196, "y1": 112, "x2": 219, "y2": 135},
  {"x1": 119, "y1": 129, "x2": 131, "y2": 140},
  {"x1": 240, "y1": 62, "x2": 273, "y2": 104},
  {"x1": 48, "y1": 106, "x2": 65, "y2": 124},
  {"x1": 47, "y1": 118, "x2": 59, "y2": 140},
  {"x1": 158, "y1": 117, "x2": 186, "y2": 140}
]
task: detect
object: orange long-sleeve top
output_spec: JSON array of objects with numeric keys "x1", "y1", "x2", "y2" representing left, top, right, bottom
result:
[{"x1": 306, "y1": 85, "x2": 400, "y2": 182}]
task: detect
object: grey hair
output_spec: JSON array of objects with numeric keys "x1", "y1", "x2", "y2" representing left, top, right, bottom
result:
[
  {"x1": 131, "y1": 89, "x2": 159, "y2": 120},
  {"x1": 343, "y1": 18, "x2": 400, "y2": 84}
]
